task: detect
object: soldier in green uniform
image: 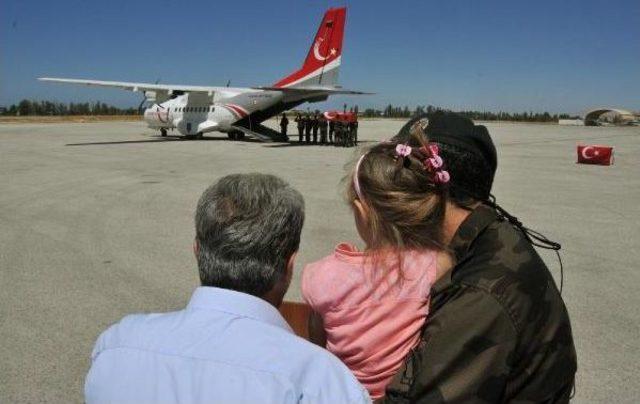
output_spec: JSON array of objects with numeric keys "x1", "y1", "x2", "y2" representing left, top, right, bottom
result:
[
  {"x1": 295, "y1": 113, "x2": 304, "y2": 143},
  {"x1": 329, "y1": 120, "x2": 335, "y2": 144},
  {"x1": 319, "y1": 115, "x2": 328, "y2": 144},
  {"x1": 304, "y1": 114, "x2": 312, "y2": 144},
  {"x1": 279, "y1": 113, "x2": 289, "y2": 139},
  {"x1": 384, "y1": 112, "x2": 577, "y2": 403},
  {"x1": 311, "y1": 113, "x2": 319, "y2": 144}
]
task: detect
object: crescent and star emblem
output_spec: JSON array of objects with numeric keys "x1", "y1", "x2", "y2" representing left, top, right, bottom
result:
[
  {"x1": 324, "y1": 111, "x2": 337, "y2": 119},
  {"x1": 580, "y1": 146, "x2": 600, "y2": 159},
  {"x1": 313, "y1": 37, "x2": 337, "y2": 61}
]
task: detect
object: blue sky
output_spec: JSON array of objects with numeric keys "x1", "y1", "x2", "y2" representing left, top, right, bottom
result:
[{"x1": 1, "y1": 0, "x2": 638, "y2": 114}]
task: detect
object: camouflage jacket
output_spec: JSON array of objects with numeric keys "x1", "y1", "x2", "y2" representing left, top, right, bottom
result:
[{"x1": 384, "y1": 205, "x2": 577, "y2": 403}]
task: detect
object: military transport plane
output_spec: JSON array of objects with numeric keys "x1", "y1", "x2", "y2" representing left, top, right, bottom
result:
[{"x1": 39, "y1": 7, "x2": 367, "y2": 142}]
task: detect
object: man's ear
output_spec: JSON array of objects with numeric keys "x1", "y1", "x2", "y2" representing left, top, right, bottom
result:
[
  {"x1": 193, "y1": 239, "x2": 199, "y2": 258},
  {"x1": 285, "y1": 251, "x2": 297, "y2": 283}
]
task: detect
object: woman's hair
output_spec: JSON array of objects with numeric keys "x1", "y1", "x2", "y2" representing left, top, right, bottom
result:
[{"x1": 347, "y1": 127, "x2": 448, "y2": 253}]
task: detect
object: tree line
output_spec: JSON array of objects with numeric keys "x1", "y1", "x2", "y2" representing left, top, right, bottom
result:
[
  {"x1": 360, "y1": 104, "x2": 577, "y2": 122},
  {"x1": 2, "y1": 99, "x2": 579, "y2": 123},
  {"x1": 1, "y1": 99, "x2": 140, "y2": 116}
]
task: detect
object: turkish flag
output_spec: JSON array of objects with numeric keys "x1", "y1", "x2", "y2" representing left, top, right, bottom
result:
[{"x1": 577, "y1": 144, "x2": 614, "y2": 166}]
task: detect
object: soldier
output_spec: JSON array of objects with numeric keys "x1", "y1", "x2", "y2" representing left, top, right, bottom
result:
[
  {"x1": 295, "y1": 113, "x2": 304, "y2": 143},
  {"x1": 328, "y1": 120, "x2": 335, "y2": 144},
  {"x1": 351, "y1": 118, "x2": 358, "y2": 145},
  {"x1": 319, "y1": 116, "x2": 328, "y2": 144},
  {"x1": 311, "y1": 113, "x2": 319, "y2": 144},
  {"x1": 332, "y1": 120, "x2": 340, "y2": 147},
  {"x1": 336, "y1": 120, "x2": 346, "y2": 147},
  {"x1": 383, "y1": 112, "x2": 577, "y2": 403},
  {"x1": 304, "y1": 114, "x2": 312, "y2": 144},
  {"x1": 279, "y1": 113, "x2": 289, "y2": 139},
  {"x1": 346, "y1": 119, "x2": 354, "y2": 147}
]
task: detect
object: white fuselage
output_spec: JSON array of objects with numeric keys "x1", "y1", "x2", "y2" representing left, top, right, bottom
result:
[{"x1": 143, "y1": 88, "x2": 285, "y2": 136}]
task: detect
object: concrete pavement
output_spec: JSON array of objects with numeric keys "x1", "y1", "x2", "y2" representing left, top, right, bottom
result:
[{"x1": 0, "y1": 119, "x2": 638, "y2": 402}]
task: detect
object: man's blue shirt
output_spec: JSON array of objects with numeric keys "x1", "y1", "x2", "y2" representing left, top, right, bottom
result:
[{"x1": 85, "y1": 287, "x2": 370, "y2": 403}]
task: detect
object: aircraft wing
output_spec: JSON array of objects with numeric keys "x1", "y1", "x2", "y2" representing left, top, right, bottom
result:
[
  {"x1": 253, "y1": 86, "x2": 374, "y2": 95},
  {"x1": 38, "y1": 77, "x2": 231, "y2": 94}
]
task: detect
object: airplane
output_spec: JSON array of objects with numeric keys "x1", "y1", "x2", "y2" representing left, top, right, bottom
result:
[{"x1": 39, "y1": 7, "x2": 368, "y2": 142}]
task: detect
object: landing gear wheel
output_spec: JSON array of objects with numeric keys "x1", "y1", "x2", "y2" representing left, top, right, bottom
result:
[
  {"x1": 160, "y1": 129, "x2": 167, "y2": 137},
  {"x1": 195, "y1": 132, "x2": 203, "y2": 140}
]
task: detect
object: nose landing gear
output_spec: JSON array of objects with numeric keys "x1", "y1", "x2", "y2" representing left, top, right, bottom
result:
[{"x1": 160, "y1": 128, "x2": 167, "y2": 137}]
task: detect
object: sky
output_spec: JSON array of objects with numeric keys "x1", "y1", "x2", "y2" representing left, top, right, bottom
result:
[{"x1": 1, "y1": 0, "x2": 638, "y2": 114}]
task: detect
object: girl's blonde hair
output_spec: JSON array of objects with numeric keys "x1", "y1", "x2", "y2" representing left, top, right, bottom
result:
[{"x1": 347, "y1": 127, "x2": 448, "y2": 254}]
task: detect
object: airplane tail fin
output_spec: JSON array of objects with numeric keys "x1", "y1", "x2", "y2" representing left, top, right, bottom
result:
[{"x1": 273, "y1": 7, "x2": 346, "y2": 88}]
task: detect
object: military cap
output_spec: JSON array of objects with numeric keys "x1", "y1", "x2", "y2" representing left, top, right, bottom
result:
[{"x1": 396, "y1": 111, "x2": 498, "y2": 200}]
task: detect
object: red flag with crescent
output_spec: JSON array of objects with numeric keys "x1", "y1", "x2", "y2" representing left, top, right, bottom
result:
[
  {"x1": 323, "y1": 110, "x2": 357, "y2": 123},
  {"x1": 577, "y1": 144, "x2": 614, "y2": 165}
]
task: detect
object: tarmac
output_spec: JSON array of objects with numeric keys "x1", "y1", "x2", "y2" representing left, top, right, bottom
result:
[{"x1": 0, "y1": 119, "x2": 638, "y2": 403}]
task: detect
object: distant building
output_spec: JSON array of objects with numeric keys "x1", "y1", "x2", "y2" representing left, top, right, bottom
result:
[
  {"x1": 584, "y1": 108, "x2": 638, "y2": 126},
  {"x1": 558, "y1": 119, "x2": 584, "y2": 126}
]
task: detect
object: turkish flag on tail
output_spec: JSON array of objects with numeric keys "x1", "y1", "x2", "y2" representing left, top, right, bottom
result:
[
  {"x1": 577, "y1": 144, "x2": 614, "y2": 165},
  {"x1": 273, "y1": 7, "x2": 346, "y2": 88}
]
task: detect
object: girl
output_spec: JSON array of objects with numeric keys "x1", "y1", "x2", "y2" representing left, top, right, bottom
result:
[{"x1": 301, "y1": 127, "x2": 453, "y2": 400}]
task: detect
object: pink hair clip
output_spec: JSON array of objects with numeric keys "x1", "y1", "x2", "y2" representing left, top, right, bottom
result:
[
  {"x1": 434, "y1": 170, "x2": 450, "y2": 184},
  {"x1": 395, "y1": 144, "x2": 412, "y2": 158},
  {"x1": 425, "y1": 155, "x2": 443, "y2": 170}
]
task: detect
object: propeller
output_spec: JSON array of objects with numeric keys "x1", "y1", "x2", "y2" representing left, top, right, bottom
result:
[
  {"x1": 226, "y1": 79, "x2": 231, "y2": 87},
  {"x1": 137, "y1": 78, "x2": 161, "y2": 113}
]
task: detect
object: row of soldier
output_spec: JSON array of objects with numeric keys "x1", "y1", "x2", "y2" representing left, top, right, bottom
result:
[{"x1": 279, "y1": 113, "x2": 358, "y2": 147}]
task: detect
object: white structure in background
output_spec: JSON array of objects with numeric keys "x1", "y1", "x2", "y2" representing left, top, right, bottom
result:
[
  {"x1": 583, "y1": 108, "x2": 638, "y2": 126},
  {"x1": 558, "y1": 119, "x2": 584, "y2": 126}
]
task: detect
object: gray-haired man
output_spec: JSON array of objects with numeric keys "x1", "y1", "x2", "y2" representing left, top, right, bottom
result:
[{"x1": 85, "y1": 174, "x2": 370, "y2": 403}]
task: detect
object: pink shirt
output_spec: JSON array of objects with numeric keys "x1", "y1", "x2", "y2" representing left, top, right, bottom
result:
[{"x1": 301, "y1": 243, "x2": 437, "y2": 399}]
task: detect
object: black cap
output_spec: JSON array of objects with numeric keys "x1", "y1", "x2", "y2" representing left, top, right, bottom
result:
[{"x1": 395, "y1": 111, "x2": 498, "y2": 200}]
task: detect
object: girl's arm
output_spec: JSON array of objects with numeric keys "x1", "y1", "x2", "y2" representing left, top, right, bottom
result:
[{"x1": 308, "y1": 311, "x2": 327, "y2": 347}]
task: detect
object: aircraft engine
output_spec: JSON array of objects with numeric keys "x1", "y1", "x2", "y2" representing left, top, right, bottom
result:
[{"x1": 144, "y1": 91, "x2": 157, "y2": 103}]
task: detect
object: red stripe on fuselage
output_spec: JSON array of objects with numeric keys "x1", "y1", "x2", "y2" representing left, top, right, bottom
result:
[{"x1": 225, "y1": 104, "x2": 248, "y2": 118}]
